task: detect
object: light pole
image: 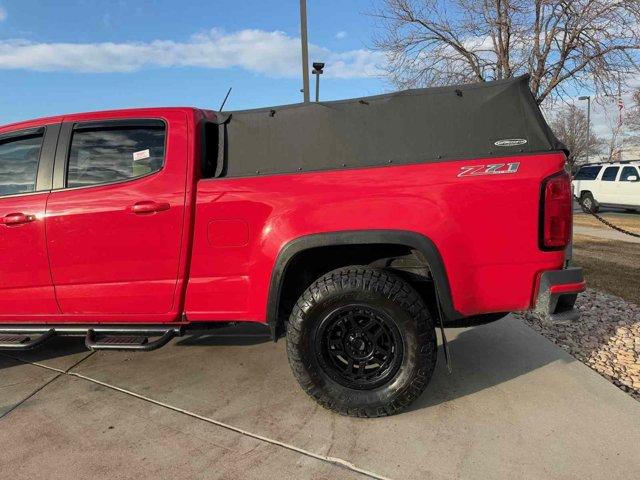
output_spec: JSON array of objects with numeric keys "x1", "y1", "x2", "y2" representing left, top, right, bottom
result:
[
  {"x1": 312, "y1": 62, "x2": 324, "y2": 102},
  {"x1": 299, "y1": 0, "x2": 310, "y2": 103},
  {"x1": 578, "y1": 95, "x2": 591, "y2": 164}
]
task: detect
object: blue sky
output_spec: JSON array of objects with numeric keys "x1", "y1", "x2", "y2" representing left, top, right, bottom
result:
[
  {"x1": 0, "y1": 0, "x2": 635, "y2": 160},
  {"x1": 0, "y1": 0, "x2": 386, "y2": 124}
]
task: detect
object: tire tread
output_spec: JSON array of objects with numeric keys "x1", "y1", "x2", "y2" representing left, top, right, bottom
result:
[{"x1": 286, "y1": 266, "x2": 437, "y2": 418}]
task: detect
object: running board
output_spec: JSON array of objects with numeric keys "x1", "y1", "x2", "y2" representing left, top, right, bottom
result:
[
  {"x1": 0, "y1": 329, "x2": 56, "y2": 351},
  {"x1": 85, "y1": 329, "x2": 175, "y2": 352},
  {"x1": 0, "y1": 325, "x2": 182, "y2": 352}
]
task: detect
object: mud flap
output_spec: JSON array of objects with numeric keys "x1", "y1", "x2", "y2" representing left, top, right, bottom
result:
[{"x1": 435, "y1": 290, "x2": 452, "y2": 374}]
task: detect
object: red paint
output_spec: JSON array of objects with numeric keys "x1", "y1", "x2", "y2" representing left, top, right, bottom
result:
[
  {"x1": 207, "y1": 219, "x2": 249, "y2": 247},
  {"x1": 0, "y1": 192, "x2": 59, "y2": 315},
  {"x1": 549, "y1": 281, "x2": 586, "y2": 295},
  {"x1": 44, "y1": 110, "x2": 190, "y2": 320},
  {"x1": 185, "y1": 151, "x2": 567, "y2": 320},
  {"x1": 1, "y1": 107, "x2": 572, "y2": 325}
]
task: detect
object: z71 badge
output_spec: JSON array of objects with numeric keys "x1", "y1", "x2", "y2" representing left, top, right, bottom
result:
[{"x1": 457, "y1": 162, "x2": 520, "y2": 177}]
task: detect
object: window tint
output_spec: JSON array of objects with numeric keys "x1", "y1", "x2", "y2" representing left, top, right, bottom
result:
[
  {"x1": 601, "y1": 166, "x2": 619, "y2": 181},
  {"x1": 202, "y1": 121, "x2": 219, "y2": 178},
  {"x1": 620, "y1": 166, "x2": 639, "y2": 181},
  {"x1": 574, "y1": 165, "x2": 602, "y2": 180},
  {"x1": 0, "y1": 133, "x2": 43, "y2": 196},
  {"x1": 67, "y1": 125, "x2": 165, "y2": 188}
]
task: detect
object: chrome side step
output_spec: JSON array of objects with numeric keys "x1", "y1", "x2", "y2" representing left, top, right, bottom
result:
[{"x1": 0, "y1": 329, "x2": 56, "y2": 351}]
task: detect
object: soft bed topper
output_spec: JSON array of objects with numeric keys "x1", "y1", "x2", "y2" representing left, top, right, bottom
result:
[{"x1": 214, "y1": 75, "x2": 564, "y2": 177}]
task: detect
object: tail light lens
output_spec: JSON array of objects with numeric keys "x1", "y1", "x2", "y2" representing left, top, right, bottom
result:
[{"x1": 540, "y1": 172, "x2": 572, "y2": 250}]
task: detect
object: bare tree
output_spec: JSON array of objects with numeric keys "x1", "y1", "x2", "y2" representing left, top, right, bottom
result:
[
  {"x1": 549, "y1": 103, "x2": 602, "y2": 170},
  {"x1": 598, "y1": 96, "x2": 627, "y2": 161},
  {"x1": 373, "y1": 0, "x2": 640, "y2": 104}
]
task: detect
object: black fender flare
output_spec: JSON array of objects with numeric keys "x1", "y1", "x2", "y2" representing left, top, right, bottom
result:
[{"x1": 266, "y1": 229, "x2": 461, "y2": 339}]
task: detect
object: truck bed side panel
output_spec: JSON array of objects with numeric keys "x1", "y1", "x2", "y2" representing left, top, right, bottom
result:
[{"x1": 186, "y1": 152, "x2": 566, "y2": 322}]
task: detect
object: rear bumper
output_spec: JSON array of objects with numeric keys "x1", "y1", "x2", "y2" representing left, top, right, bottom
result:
[{"x1": 534, "y1": 267, "x2": 585, "y2": 321}]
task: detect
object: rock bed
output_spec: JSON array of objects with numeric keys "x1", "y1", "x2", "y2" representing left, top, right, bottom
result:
[{"x1": 518, "y1": 288, "x2": 640, "y2": 401}]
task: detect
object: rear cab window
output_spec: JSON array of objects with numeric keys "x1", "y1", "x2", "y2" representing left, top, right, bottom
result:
[
  {"x1": 0, "y1": 130, "x2": 44, "y2": 196},
  {"x1": 574, "y1": 165, "x2": 602, "y2": 180},
  {"x1": 67, "y1": 121, "x2": 165, "y2": 188},
  {"x1": 601, "y1": 166, "x2": 619, "y2": 182}
]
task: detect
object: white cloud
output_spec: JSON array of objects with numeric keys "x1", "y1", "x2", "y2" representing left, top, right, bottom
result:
[
  {"x1": 0, "y1": 28, "x2": 383, "y2": 79},
  {"x1": 335, "y1": 31, "x2": 348, "y2": 40},
  {"x1": 0, "y1": 6, "x2": 7, "y2": 22}
]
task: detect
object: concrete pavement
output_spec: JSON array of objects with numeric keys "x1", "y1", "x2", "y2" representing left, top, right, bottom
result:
[{"x1": 2, "y1": 317, "x2": 640, "y2": 479}]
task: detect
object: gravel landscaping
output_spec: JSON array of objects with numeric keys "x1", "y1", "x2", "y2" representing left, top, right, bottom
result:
[{"x1": 518, "y1": 288, "x2": 640, "y2": 401}]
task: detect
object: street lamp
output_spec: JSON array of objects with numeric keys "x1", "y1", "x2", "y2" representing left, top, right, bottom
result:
[
  {"x1": 299, "y1": 0, "x2": 310, "y2": 103},
  {"x1": 312, "y1": 62, "x2": 324, "y2": 102},
  {"x1": 578, "y1": 95, "x2": 591, "y2": 164}
]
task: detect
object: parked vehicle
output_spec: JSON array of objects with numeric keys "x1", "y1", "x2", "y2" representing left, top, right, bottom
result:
[
  {"x1": 0, "y1": 76, "x2": 583, "y2": 416},
  {"x1": 573, "y1": 161, "x2": 640, "y2": 213}
]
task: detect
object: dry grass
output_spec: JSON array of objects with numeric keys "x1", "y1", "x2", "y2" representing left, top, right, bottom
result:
[
  {"x1": 572, "y1": 233, "x2": 640, "y2": 305},
  {"x1": 574, "y1": 212, "x2": 640, "y2": 234}
]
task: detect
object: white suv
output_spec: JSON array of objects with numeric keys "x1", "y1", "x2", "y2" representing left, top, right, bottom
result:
[{"x1": 572, "y1": 161, "x2": 640, "y2": 213}]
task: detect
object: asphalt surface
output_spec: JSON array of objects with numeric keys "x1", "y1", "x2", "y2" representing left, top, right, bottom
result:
[
  {"x1": 573, "y1": 201, "x2": 640, "y2": 216},
  {"x1": 1, "y1": 317, "x2": 639, "y2": 479}
]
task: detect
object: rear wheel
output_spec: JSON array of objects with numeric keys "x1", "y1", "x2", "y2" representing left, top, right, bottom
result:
[
  {"x1": 580, "y1": 192, "x2": 599, "y2": 213},
  {"x1": 286, "y1": 266, "x2": 437, "y2": 417}
]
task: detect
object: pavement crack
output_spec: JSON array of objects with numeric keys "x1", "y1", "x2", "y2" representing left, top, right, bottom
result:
[
  {"x1": 65, "y1": 350, "x2": 96, "y2": 373},
  {"x1": 67, "y1": 371, "x2": 393, "y2": 480},
  {"x1": 0, "y1": 350, "x2": 95, "y2": 421},
  {"x1": 2, "y1": 352, "x2": 392, "y2": 479},
  {"x1": 0, "y1": 373, "x2": 63, "y2": 420}
]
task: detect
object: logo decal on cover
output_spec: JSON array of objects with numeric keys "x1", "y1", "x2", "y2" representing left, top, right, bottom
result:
[
  {"x1": 494, "y1": 138, "x2": 528, "y2": 147},
  {"x1": 457, "y1": 162, "x2": 520, "y2": 177}
]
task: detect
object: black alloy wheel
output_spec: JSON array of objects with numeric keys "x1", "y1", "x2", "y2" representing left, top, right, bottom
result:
[
  {"x1": 286, "y1": 266, "x2": 437, "y2": 417},
  {"x1": 315, "y1": 304, "x2": 404, "y2": 390}
]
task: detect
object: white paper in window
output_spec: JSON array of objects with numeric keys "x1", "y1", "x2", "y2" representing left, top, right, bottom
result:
[{"x1": 133, "y1": 149, "x2": 150, "y2": 161}]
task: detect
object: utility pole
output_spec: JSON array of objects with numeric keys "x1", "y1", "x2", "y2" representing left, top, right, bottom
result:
[
  {"x1": 299, "y1": 0, "x2": 310, "y2": 103},
  {"x1": 578, "y1": 96, "x2": 591, "y2": 164}
]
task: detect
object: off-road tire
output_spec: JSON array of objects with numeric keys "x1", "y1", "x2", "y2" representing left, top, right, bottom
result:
[
  {"x1": 286, "y1": 266, "x2": 437, "y2": 417},
  {"x1": 580, "y1": 192, "x2": 599, "y2": 213}
]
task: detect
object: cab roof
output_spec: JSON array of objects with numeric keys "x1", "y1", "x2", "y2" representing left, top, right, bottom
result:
[{"x1": 0, "y1": 107, "x2": 203, "y2": 135}]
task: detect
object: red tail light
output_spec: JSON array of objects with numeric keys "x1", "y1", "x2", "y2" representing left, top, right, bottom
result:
[{"x1": 540, "y1": 172, "x2": 572, "y2": 250}]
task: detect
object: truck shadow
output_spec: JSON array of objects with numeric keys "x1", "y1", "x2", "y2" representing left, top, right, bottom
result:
[
  {"x1": 0, "y1": 337, "x2": 88, "y2": 370},
  {"x1": 406, "y1": 318, "x2": 576, "y2": 412},
  {"x1": 175, "y1": 317, "x2": 577, "y2": 411},
  {"x1": 176, "y1": 323, "x2": 272, "y2": 347},
  {"x1": 0, "y1": 318, "x2": 580, "y2": 414}
]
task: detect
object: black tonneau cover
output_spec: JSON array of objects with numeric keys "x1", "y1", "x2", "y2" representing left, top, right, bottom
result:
[{"x1": 216, "y1": 75, "x2": 564, "y2": 178}]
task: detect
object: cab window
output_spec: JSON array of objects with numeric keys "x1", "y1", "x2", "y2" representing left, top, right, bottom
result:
[
  {"x1": 619, "y1": 166, "x2": 639, "y2": 182},
  {"x1": 601, "y1": 166, "x2": 619, "y2": 182},
  {"x1": 67, "y1": 122, "x2": 165, "y2": 188},
  {"x1": 574, "y1": 166, "x2": 601, "y2": 180},
  {"x1": 0, "y1": 132, "x2": 43, "y2": 197}
]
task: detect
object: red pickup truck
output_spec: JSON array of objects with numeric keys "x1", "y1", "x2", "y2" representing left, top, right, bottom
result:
[{"x1": 0, "y1": 76, "x2": 583, "y2": 416}]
